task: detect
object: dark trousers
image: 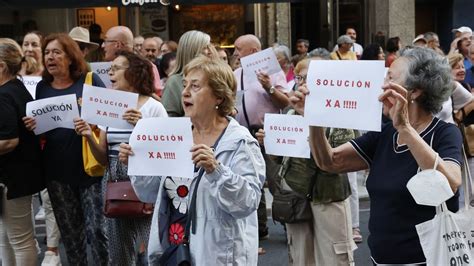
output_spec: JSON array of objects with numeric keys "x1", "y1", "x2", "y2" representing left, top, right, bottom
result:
[{"x1": 48, "y1": 180, "x2": 109, "y2": 266}]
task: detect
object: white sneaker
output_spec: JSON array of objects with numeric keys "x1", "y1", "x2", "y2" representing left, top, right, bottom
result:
[
  {"x1": 41, "y1": 251, "x2": 61, "y2": 266},
  {"x1": 35, "y1": 207, "x2": 45, "y2": 220}
]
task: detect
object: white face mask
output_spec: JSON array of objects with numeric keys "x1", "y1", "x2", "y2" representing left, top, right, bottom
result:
[{"x1": 406, "y1": 153, "x2": 454, "y2": 206}]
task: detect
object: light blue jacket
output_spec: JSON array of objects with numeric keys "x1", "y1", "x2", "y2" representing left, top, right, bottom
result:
[{"x1": 131, "y1": 118, "x2": 265, "y2": 265}]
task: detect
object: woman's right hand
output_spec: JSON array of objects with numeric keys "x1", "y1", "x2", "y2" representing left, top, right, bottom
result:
[
  {"x1": 73, "y1": 118, "x2": 92, "y2": 138},
  {"x1": 118, "y1": 143, "x2": 133, "y2": 165},
  {"x1": 289, "y1": 84, "x2": 309, "y2": 115},
  {"x1": 255, "y1": 129, "x2": 265, "y2": 145},
  {"x1": 22, "y1": 116, "x2": 36, "y2": 131}
]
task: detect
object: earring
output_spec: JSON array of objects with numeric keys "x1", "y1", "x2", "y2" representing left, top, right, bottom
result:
[
  {"x1": 410, "y1": 98, "x2": 415, "y2": 104},
  {"x1": 215, "y1": 105, "x2": 219, "y2": 110}
]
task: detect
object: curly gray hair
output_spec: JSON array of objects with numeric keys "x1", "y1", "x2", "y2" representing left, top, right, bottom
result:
[{"x1": 400, "y1": 47, "x2": 454, "y2": 114}]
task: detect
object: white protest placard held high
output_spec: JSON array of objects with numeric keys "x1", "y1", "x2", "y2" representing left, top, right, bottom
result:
[
  {"x1": 264, "y1": 113, "x2": 310, "y2": 158},
  {"x1": 26, "y1": 94, "x2": 79, "y2": 135},
  {"x1": 81, "y1": 84, "x2": 139, "y2": 129},
  {"x1": 90, "y1": 62, "x2": 112, "y2": 88},
  {"x1": 240, "y1": 48, "x2": 282, "y2": 81},
  {"x1": 21, "y1": 76, "x2": 41, "y2": 99},
  {"x1": 304, "y1": 60, "x2": 385, "y2": 132},
  {"x1": 128, "y1": 117, "x2": 194, "y2": 178}
]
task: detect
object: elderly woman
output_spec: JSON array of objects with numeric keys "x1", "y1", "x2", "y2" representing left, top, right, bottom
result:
[
  {"x1": 20, "y1": 31, "x2": 44, "y2": 76},
  {"x1": 273, "y1": 45, "x2": 294, "y2": 83},
  {"x1": 0, "y1": 38, "x2": 44, "y2": 266},
  {"x1": 256, "y1": 58, "x2": 356, "y2": 266},
  {"x1": 292, "y1": 47, "x2": 463, "y2": 264},
  {"x1": 161, "y1": 30, "x2": 212, "y2": 117},
  {"x1": 74, "y1": 50, "x2": 168, "y2": 265},
  {"x1": 23, "y1": 33, "x2": 108, "y2": 265},
  {"x1": 119, "y1": 56, "x2": 265, "y2": 265}
]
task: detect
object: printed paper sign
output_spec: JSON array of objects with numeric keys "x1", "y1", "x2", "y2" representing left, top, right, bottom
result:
[
  {"x1": 26, "y1": 94, "x2": 79, "y2": 135},
  {"x1": 90, "y1": 62, "x2": 112, "y2": 88},
  {"x1": 264, "y1": 114, "x2": 310, "y2": 158},
  {"x1": 240, "y1": 48, "x2": 282, "y2": 80},
  {"x1": 304, "y1": 60, "x2": 385, "y2": 131},
  {"x1": 21, "y1": 76, "x2": 41, "y2": 99},
  {"x1": 81, "y1": 84, "x2": 139, "y2": 129},
  {"x1": 128, "y1": 117, "x2": 194, "y2": 178}
]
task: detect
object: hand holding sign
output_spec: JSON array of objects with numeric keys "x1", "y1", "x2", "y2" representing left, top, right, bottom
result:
[
  {"x1": 240, "y1": 48, "x2": 282, "y2": 81},
  {"x1": 81, "y1": 84, "x2": 139, "y2": 129},
  {"x1": 128, "y1": 117, "x2": 194, "y2": 178},
  {"x1": 26, "y1": 94, "x2": 80, "y2": 135},
  {"x1": 379, "y1": 82, "x2": 410, "y2": 131},
  {"x1": 191, "y1": 144, "x2": 219, "y2": 173},
  {"x1": 304, "y1": 60, "x2": 385, "y2": 131}
]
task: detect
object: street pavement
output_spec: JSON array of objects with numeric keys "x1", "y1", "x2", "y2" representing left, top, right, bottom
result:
[{"x1": 24, "y1": 172, "x2": 372, "y2": 266}]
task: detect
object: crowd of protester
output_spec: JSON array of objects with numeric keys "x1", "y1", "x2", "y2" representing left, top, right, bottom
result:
[{"x1": 0, "y1": 22, "x2": 472, "y2": 266}]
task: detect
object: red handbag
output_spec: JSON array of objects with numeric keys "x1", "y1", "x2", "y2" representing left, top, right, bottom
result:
[{"x1": 103, "y1": 180, "x2": 154, "y2": 218}]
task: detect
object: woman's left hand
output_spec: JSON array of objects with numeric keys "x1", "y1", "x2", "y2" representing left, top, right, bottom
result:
[
  {"x1": 123, "y1": 108, "x2": 142, "y2": 125},
  {"x1": 379, "y1": 82, "x2": 410, "y2": 131},
  {"x1": 191, "y1": 144, "x2": 219, "y2": 173}
]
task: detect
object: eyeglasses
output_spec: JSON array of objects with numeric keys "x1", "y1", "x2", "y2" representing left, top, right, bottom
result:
[
  {"x1": 103, "y1": 39, "x2": 119, "y2": 44},
  {"x1": 294, "y1": 75, "x2": 307, "y2": 83},
  {"x1": 109, "y1": 65, "x2": 128, "y2": 72}
]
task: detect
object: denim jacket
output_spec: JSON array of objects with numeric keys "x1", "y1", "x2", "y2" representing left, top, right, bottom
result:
[{"x1": 130, "y1": 118, "x2": 266, "y2": 265}]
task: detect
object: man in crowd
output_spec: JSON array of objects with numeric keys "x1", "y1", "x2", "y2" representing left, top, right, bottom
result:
[
  {"x1": 330, "y1": 35, "x2": 357, "y2": 60},
  {"x1": 424, "y1": 31, "x2": 444, "y2": 55},
  {"x1": 295, "y1": 39, "x2": 309, "y2": 56},
  {"x1": 233, "y1": 34, "x2": 290, "y2": 254},
  {"x1": 141, "y1": 37, "x2": 161, "y2": 65},
  {"x1": 133, "y1": 35, "x2": 144, "y2": 55},
  {"x1": 412, "y1": 34, "x2": 427, "y2": 47},
  {"x1": 452, "y1": 26, "x2": 472, "y2": 39},
  {"x1": 333, "y1": 27, "x2": 363, "y2": 58},
  {"x1": 103, "y1": 26, "x2": 162, "y2": 94}
]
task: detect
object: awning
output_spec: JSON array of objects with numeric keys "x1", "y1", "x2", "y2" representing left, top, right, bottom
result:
[{"x1": 0, "y1": 0, "x2": 304, "y2": 9}]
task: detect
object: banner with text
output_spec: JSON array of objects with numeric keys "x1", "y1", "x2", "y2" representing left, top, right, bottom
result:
[
  {"x1": 26, "y1": 94, "x2": 79, "y2": 135},
  {"x1": 264, "y1": 113, "x2": 310, "y2": 158},
  {"x1": 128, "y1": 117, "x2": 194, "y2": 178},
  {"x1": 21, "y1": 76, "x2": 41, "y2": 99},
  {"x1": 240, "y1": 48, "x2": 282, "y2": 81},
  {"x1": 81, "y1": 84, "x2": 138, "y2": 129},
  {"x1": 90, "y1": 62, "x2": 112, "y2": 88},
  {"x1": 304, "y1": 60, "x2": 385, "y2": 131}
]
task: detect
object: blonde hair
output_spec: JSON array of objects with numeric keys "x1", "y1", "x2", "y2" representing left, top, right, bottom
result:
[
  {"x1": 447, "y1": 52, "x2": 464, "y2": 69},
  {"x1": 183, "y1": 55, "x2": 236, "y2": 117},
  {"x1": 172, "y1": 30, "x2": 211, "y2": 75},
  {"x1": 294, "y1": 58, "x2": 311, "y2": 75},
  {"x1": 0, "y1": 38, "x2": 24, "y2": 77}
]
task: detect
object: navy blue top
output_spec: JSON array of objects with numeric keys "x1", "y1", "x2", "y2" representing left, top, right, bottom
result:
[
  {"x1": 36, "y1": 73, "x2": 105, "y2": 188},
  {"x1": 350, "y1": 117, "x2": 462, "y2": 264}
]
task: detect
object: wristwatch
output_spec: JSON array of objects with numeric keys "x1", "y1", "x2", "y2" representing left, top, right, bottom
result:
[{"x1": 268, "y1": 86, "x2": 276, "y2": 95}]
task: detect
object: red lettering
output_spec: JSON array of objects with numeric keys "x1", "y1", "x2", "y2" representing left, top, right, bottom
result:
[
  {"x1": 334, "y1": 100, "x2": 340, "y2": 108},
  {"x1": 325, "y1": 99, "x2": 332, "y2": 107},
  {"x1": 148, "y1": 152, "x2": 154, "y2": 158}
]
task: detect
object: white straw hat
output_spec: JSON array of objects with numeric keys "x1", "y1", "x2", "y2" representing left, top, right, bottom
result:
[{"x1": 69, "y1": 27, "x2": 99, "y2": 51}]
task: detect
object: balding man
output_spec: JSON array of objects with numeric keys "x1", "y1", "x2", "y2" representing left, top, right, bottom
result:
[
  {"x1": 233, "y1": 34, "x2": 290, "y2": 248},
  {"x1": 103, "y1": 26, "x2": 162, "y2": 95},
  {"x1": 141, "y1": 37, "x2": 160, "y2": 63},
  {"x1": 102, "y1": 26, "x2": 134, "y2": 61}
]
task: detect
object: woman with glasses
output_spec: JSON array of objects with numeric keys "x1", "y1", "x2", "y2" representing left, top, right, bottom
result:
[
  {"x1": 23, "y1": 33, "x2": 108, "y2": 265},
  {"x1": 255, "y1": 57, "x2": 356, "y2": 266},
  {"x1": 74, "y1": 50, "x2": 167, "y2": 265}
]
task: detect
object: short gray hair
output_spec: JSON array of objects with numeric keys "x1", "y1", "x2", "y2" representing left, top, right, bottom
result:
[
  {"x1": 308, "y1": 48, "x2": 330, "y2": 59},
  {"x1": 273, "y1": 45, "x2": 291, "y2": 63},
  {"x1": 400, "y1": 47, "x2": 454, "y2": 114}
]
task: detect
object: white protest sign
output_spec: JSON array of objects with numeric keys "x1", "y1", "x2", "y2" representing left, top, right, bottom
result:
[
  {"x1": 90, "y1": 62, "x2": 112, "y2": 88},
  {"x1": 240, "y1": 48, "x2": 282, "y2": 81},
  {"x1": 128, "y1": 117, "x2": 194, "y2": 178},
  {"x1": 264, "y1": 113, "x2": 310, "y2": 158},
  {"x1": 81, "y1": 84, "x2": 139, "y2": 129},
  {"x1": 304, "y1": 60, "x2": 385, "y2": 132},
  {"x1": 26, "y1": 94, "x2": 79, "y2": 135},
  {"x1": 21, "y1": 76, "x2": 41, "y2": 99}
]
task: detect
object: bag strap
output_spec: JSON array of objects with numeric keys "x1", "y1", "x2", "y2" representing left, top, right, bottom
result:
[
  {"x1": 336, "y1": 51, "x2": 343, "y2": 60},
  {"x1": 461, "y1": 146, "x2": 473, "y2": 210},
  {"x1": 240, "y1": 70, "x2": 251, "y2": 128},
  {"x1": 85, "y1": 72, "x2": 93, "y2": 86},
  {"x1": 185, "y1": 124, "x2": 229, "y2": 239}
]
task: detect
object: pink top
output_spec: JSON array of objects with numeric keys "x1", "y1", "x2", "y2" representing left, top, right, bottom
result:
[
  {"x1": 151, "y1": 63, "x2": 163, "y2": 96},
  {"x1": 234, "y1": 67, "x2": 289, "y2": 127}
]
